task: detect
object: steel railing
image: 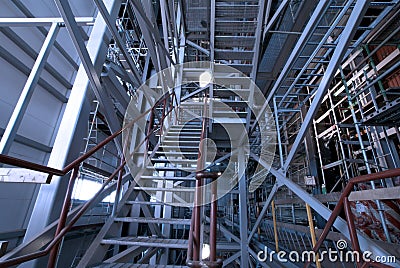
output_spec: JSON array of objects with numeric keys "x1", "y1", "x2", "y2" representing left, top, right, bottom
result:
[
  {"x1": 0, "y1": 89, "x2": 178, "y2": 268},
  {"x1": 305, "y1": 168, "x2": 400, "y2": 268}
]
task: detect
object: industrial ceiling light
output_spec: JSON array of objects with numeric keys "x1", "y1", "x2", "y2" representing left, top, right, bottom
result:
[
  {"x1": 201, "y1": 243, "x2": 210, "y2": 260},
  {"x1": 199, "y1": 70, "x2": 212, "y2": 87}
]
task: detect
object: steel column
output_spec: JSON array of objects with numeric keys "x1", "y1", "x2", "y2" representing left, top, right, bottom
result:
[{"x1": 238, "y1": 148, "x2": 249, "y2": 266}]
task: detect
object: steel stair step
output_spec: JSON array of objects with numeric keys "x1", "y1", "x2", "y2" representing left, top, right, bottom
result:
[
  {"x1": 94, "y1": 264, "x2": 186, "y2": 268},
  {"x1": 165, "y1": 132, "x2": 202, "y2": 136},
  {"x1": 164, "y1": 135, "x2": 201, "y2": 139},
  {"x1": 147, "y1": 151, "x2": 199, "y2": 156},
  {"x1": 101, "y1": 237, "x2": 241, "y2": 251},
  {"x1": 101, "y1": 237, "x2": 188, "y2": 249},
  {"x1": 161, "y1": 140, "x2": 200, "y2": 144},
  {"x1": 114, "y1": 217, "x2": 191, "y2": 225},
  {"x1": 146, "y1": 166, "x2": 197, "y2": 172},
  {"x1": 158, "y1": 145, "x2": 200, "y2": 151},
  {"x1": 139, "y1": 175, "x2": 195, "y2": 181},
  {"x1": 126, "y1": 201, "x2": 193, "y2": 206},
  {"x1": 150, "y1": 158, "x2": 198, "y2": 163},
  {"x1": 214, "y1": 50, "x2": 254, "y2": 60},
  {"x1": 133, "y1": 187, "x2": 195, "y2": 193}
]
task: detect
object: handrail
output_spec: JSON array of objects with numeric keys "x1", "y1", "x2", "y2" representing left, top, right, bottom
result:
[
  {"x1": 187, "y1": 97, "x2": 208, "y2": 264},
  {"x1": 0, "y1": 89, "x2": 178, "y2": 268},
  {"x1": 304, "y1": 168, "x2": 400, "y2": 268}
]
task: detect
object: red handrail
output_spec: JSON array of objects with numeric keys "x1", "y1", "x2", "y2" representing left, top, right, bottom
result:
[
  {"x1": 0, "y1": 90, "x2": 178, "y2": 268},
  {"x1": 304, "y1": 168, "x2": 400, "y2": 268}
]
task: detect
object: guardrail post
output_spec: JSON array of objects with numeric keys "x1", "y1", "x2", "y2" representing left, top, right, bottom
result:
[
  {"x1": 306, "y1": 203, "x2": 321, "y2": 268},
  {"x1": 47, "y1": 167, "x2": 79, "y2": 268},
  {"x1": 271, "y1": 200, "x2": 279, "y2": 252}
]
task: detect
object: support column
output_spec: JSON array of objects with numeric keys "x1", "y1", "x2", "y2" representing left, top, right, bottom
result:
[
  {"x1": 21, "y1": 2, "x2": 121, "y2": 267},
  {"x1": 238, "y1": 148, "x2": 249, "y2": 266}
]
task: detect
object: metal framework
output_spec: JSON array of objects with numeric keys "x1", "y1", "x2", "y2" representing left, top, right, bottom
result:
[{"x1": 0, "y1": 0, "x2": 399, "y2": 268}]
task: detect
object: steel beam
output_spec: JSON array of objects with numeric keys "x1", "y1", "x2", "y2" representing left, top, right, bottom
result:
[
  {"x1": 238, "y1": 148, "x2": 249, "y2": 266},
  {"x1": 55, "y1": 0, "x2": 123, "y2": 154},
  {"x1": 0, "y1": 23, "x2": 59, "y2": 155},
  {"x1": 262, "y1": 0, "x2": 289, "y2": 45},
  {"x1": 210, "y1": 0, "x2": 215, "y2": 62},
  {"x1": 0, "y1": 17, "x2": 94, "y2": 27},
  {"x1": 0, "y1": 45, "x2": 67, "y2": 103},
  {"x1": 250, "y1": 0, "x2": 330, "y2": 135},
  {"x1": 0, "y1": 27, "x2": 72, "y2": 89},
  {"x1": 283, "y1": 0, "x2": 371, "y2": 170},
  {"x1": 20, "y1": 2, "x2": 121, "y2": 267},
  {"x1": 92, "y1": 0, "x2": 142, "y2": 87},
  {"x1": 129, "y1": 0, "x2": 174, "y2": 68},
  {"x1": 186, "y1": 40, "x2": 210, "y2": 56},
  {"x1": 11, "y1": 0, "x2": 79, "y2": 70},
  {"x1": 0, "y1": 128, "x2": 52, "y2": 153},
  {"x1": 222, "y1": 252, "x2": 240, "y2": 267}
]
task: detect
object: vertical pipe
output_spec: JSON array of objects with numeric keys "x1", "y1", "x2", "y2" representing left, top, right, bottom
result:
[
  {"x1": 306, "y1": 204, "x2": 322, "y2": 268},
  {"x1": 343, "y1": 198, "x2": 361, "y2": 254},
  {"x1": 209, "y1": 178, "x2": 218, "y2": 262},
  {"x1": 271, "y1": 200, "x2": 279, "y2": 252},
  {"x1": 192, "y1": 175, "x2": 203, "y2": 262},
  {"x1": 47, "y1": 167, "x2": 79, "y2": 268}
]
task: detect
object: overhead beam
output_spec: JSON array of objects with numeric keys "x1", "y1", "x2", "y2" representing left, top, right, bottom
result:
[
  {"x1": 0, "y1": 128, "x2": 52, "y2": 153},
  {"x1": 10, "y1": 0, "x2": 79, "y2": 70},
  {"x1": 0, "y1": 27, "x2": 72, "y2": 89},
  {"x1": 0, "y1": 17, "x2": 94, "y2": 27},
  {"x1": 0, "y1": 23, "x2": 59, "y2": 155},
  {"x1": 0, "y1": 45, "x2": 68, "y2": 103}
]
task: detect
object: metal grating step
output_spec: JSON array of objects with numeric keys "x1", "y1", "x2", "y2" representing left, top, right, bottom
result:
[
  {"x1": 146, "y1": 166, "x2": 197, "y2": 172},
  {"x1": 114, "y1": 217, "x2": 191, "y2": 225},
  {"x1": 101, "y1": 237, "x2": 241, "y2": 251},
  {"x1": 139, "y1": 175, "x2": 195, "y2": 181},
  {"x1": 126, "y1": 201, "x2": 193, "y2": 206},
  {"x1": 101, "y1": 237, "x2": 188, "y2": 249},
  {"x1": 133, "y1": 187, "x2": 195, "y2": 193},
  {"x1": 94, "y1": 264, "x2": 186, "y2": 268}
]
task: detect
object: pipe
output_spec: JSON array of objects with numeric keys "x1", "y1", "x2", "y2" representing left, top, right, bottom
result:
[
  {"x1": 47, "y1": 167, "x2": 79, "y2": 268},
  {"x1": 306, "y1": 204, "x2": 321, "y2": 268},
  {"x1": 210, "y1": 178, "x2": 218, "y2": 262},
  {"x1": 343, "y1": 198, "x2": 361, "y2": 264},
  {"x1": 271, "y1": 200, "x2": 279, "y2": 252},
  {"x1": 305, "y1": 168, "x2": 400, "y2": 268}
]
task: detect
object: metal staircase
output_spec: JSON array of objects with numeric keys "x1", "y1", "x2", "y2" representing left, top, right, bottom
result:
[{"x1": 76, "y1": 112, "x2": 202, "y2": 266}]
